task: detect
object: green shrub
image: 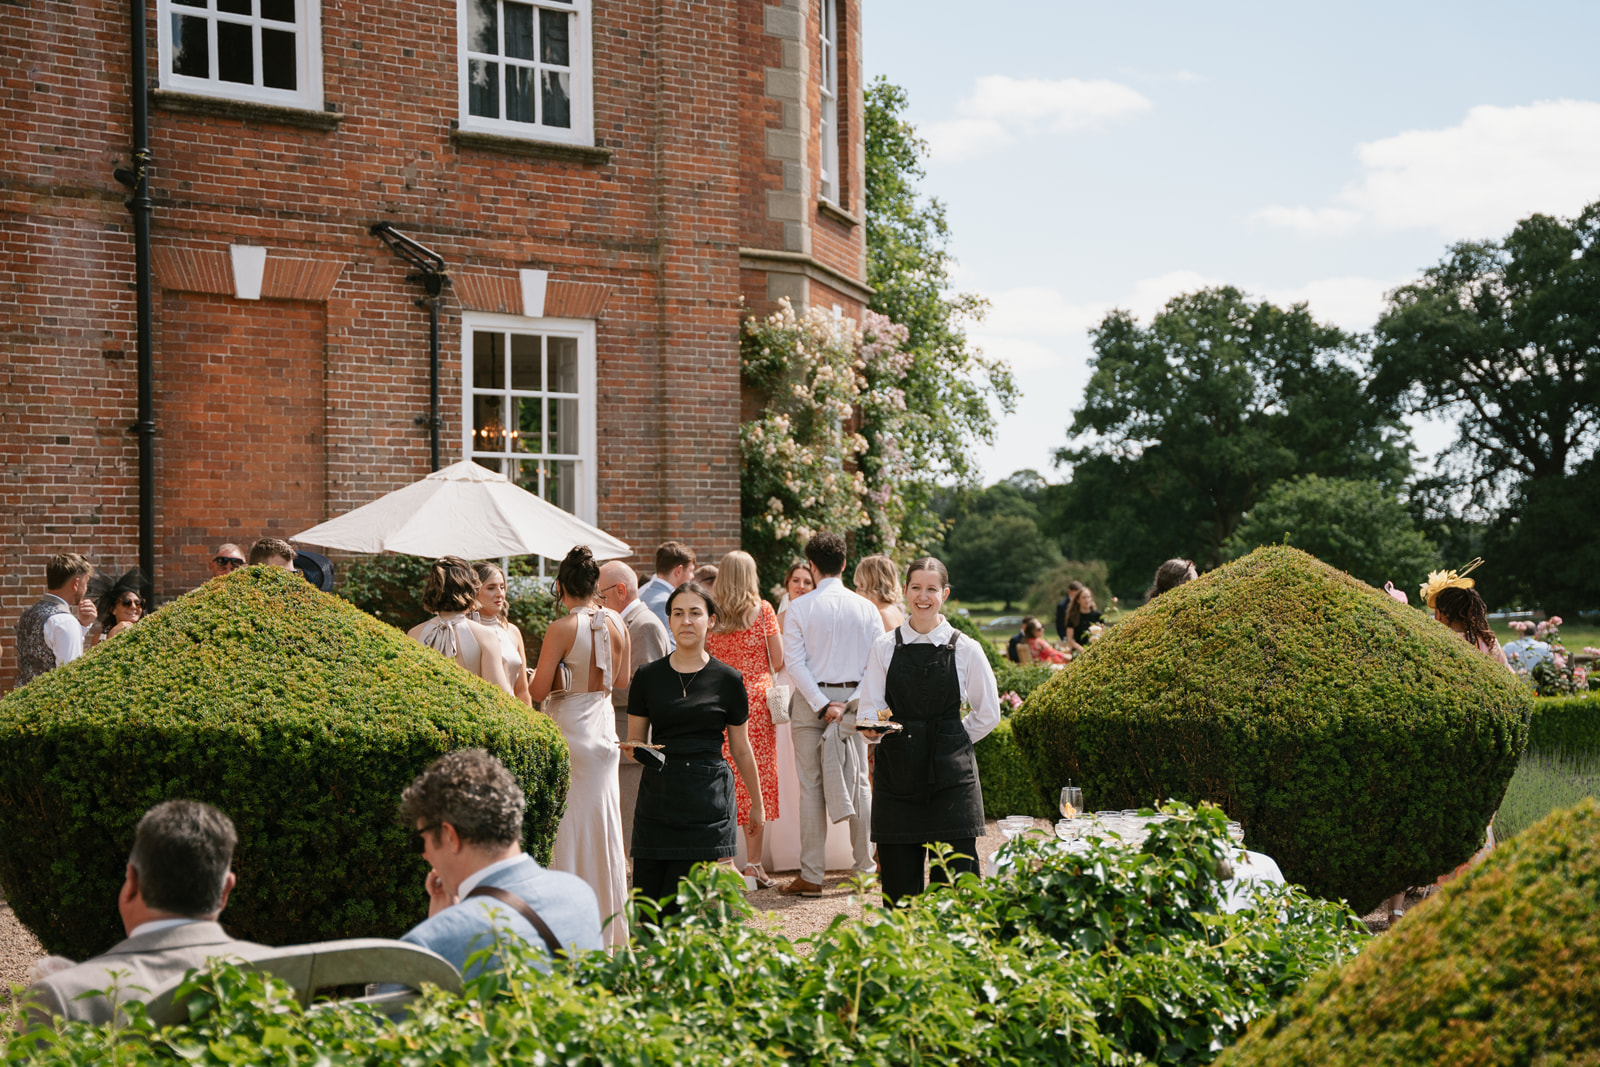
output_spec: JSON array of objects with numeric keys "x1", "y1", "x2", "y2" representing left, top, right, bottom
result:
[
  {"x1": 1496, "y1": 694, "x2": 1600, "y2": 840},
  {"x1": 338, "y1": 554, "x2": 564, "y2": 641},
  {"x1": 0, "y1": 566, "x2": 568, "y2": 960},
  {"x1": 1215, "y1": 798, "x2": 1600, "y2": 1067},
  {"x1": 1011, "y1": 545, "x2": 1532, "y2": 915},
  {"x1": 948, "y1": 610, "x2": 1002, "y2": 669},
  {"x1": 8, "y1": 804, "x2": 1368, "y2": 1067},
  {"x1": 994, "y1": 661, "x2": 1057, "y2": 702},
  {"x1": 974, "y1": 718, "x2": 1054, "y2": 819}
]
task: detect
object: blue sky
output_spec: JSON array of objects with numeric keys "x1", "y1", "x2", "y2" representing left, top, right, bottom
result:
[{"x1": 861, "y1": 1, "x2": 1600, "y2": 483}]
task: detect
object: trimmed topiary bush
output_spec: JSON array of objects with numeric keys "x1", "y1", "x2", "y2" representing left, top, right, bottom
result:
[
  {"x1": 1215, "y1": 798, "x2": 1600, "y2": 1067},
  {"x1": 974, "y1": 718, "x2": 1054, "y2": 819},
  {"x1": 1011, "y1": 545, "x2": 1532, "y2": 915},
  {"x1": 0, "y1": 566, "x2": 568, "y2": 960}
]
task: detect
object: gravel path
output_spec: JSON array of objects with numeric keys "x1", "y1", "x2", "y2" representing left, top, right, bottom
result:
[{"x1": 0, "y1": 890, "x2": 45, "y2": 992}]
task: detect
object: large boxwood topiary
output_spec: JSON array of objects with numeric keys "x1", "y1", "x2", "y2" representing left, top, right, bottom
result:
[
  {"x1": 0, "y1": 566, "x2": 568, "y2": 960},
  {"x1": 1011, "y1": 545, "x2": 1531, "y2": 915},
  {"x1": 1215, "y1": 798, "x2": 1600, "y2": 1067}
]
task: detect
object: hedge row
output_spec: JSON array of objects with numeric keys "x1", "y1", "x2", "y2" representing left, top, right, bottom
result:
[
  {"x1": 974, "y1": 719, "x2": 1055, "y2": 820},
  {"x1": 1496, "y1": 694, "x2": 1600, "y2": 840}
]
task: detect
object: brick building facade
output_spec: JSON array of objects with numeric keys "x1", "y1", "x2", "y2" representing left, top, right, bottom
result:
[{"x1": 1, "y1": 0, "x2": 871, "y2": 690}]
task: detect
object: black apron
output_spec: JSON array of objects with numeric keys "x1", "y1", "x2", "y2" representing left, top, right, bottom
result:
[
  {"x1": 871, "y1": 629, "x2": 986, "y2": 844},
  {"x1": 631, "y1": 756, "x2": 737, "y2": 861}
]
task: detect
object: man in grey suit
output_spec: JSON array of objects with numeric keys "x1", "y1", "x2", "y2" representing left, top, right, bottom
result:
[
  {"x1": 598, "y1": 560, "x2": 671, "y2": 854},
  {"x1": 399, "y1": 750, "x2": 602, "y2": 976},
  {"x1": 26, "y1": 800, "x2": 265, "y2": 1027}
]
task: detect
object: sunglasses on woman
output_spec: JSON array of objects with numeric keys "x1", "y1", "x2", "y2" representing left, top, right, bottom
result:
[{"x1": 119, "y1": 597, "x2": 142, "y2": 609}]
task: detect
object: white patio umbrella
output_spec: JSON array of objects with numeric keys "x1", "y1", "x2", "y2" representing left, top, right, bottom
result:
[{"x1": 292, "y1": 460, "x2": 630, "y2": 561}]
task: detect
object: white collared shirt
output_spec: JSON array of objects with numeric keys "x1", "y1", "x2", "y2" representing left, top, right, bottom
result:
[
  {"x1": 457, "y1": 852, "x2": 528, "y2": 899},
  {"x1": 127, "y1": 917, "x2": 199, "y2": 940},
  {"x1": 781, "y1": 576, "x2": 887, "y2": 714},
  {"x1": 42, "y1": 594, "x2": 92, "y2": 666},
  {"x1": 855, "y1": 617, "x2": 1001, "y2": 744}
]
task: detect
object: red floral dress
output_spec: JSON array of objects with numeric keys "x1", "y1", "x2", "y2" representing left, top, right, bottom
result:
[{"x1": 706, "y1": 600, "x2": 780, "y2": 826}]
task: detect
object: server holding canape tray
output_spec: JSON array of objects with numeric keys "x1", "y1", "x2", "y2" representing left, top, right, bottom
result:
[{"x1": 856, "y1": 557, "x2": 1001, "y2": 903}]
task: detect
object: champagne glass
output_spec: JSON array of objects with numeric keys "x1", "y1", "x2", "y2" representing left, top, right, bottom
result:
[{"x1": 1060, "y1": 785, "x2": 1083, "y2": 820}]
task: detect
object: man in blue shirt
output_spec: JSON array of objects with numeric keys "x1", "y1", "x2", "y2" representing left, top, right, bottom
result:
[
  {"x1": 399, "y1": 750, "x2": 602, "y2": 976},
  {"x1": 637, "y1": 541, "x2": 696, "y2": 633}
]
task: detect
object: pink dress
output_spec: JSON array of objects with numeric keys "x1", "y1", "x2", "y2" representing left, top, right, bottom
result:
[{"x1": 705, "y1": 600, "x2": 781, "y2": 826}]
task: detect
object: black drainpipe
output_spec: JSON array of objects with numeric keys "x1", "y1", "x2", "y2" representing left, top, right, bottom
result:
[
  {"x1": 369, "y1": 223, "x2": 450, "y2": 470},
  {"x1": 115, "y1": 0, "x2": 156, "y2": 600}
]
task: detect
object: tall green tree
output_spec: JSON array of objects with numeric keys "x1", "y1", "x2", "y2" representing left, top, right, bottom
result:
[
  {"x1": 1053, "y1": 287, "x2": 1411, "y2": 594},
  {"x1": 862, "y1": 77, "x2": 1015, "y2": 556}
]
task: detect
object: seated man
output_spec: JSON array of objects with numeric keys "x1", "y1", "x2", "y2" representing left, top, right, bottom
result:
[
  {"x1": 399, "y1": 750, "x2": 602, "y2": 976},
  {"x1": 26, "y1": 800, "x2": 264, "y2": 1027}
]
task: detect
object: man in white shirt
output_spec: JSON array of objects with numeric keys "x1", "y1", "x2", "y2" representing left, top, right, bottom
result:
[
  {"x1": 598, "y1": 560, "x2": 671, "y2": 853},
  {"x1": 25, "y1": 800, "x2": 268, "y2": 1027},
  {"x1": 14, "y1": 553, "x2": 99, "y2": 686},
  {"x1": 779, "y1": 532, "x2": 884, "y2": 896},
  {"x1": 638, "y1": 541, "x2": 696, "y2": 633}
]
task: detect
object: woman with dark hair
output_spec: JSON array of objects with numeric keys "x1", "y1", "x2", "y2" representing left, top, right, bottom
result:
[
  {"x1": 1422, "y1": 560, "x2": 1508, "y2": 667},
  {"x1": 625, "y1": 581, "x2": 766, "y2": 913},
  {"x1": 530, "y1": 545, "x2": 632, "y2": 948},
  {"x1": 1145, "y1": 558, "x2": 1199, "y2": 604},
  {"x1": 408, "y1": 557, "x2": 515, "y2": 695},
  {"x1": 1059, "y1": 581, "x2": 1103, "y2": 655},
  {"x1": 472, "y1": 561, "x2": 533, "y2": 707},
  {"x1": 89, "y1": 567, "x2": 145, "y2": 643},
  {"x1": 856, "y1": 557, "x2": 1000, "y2": 904}
]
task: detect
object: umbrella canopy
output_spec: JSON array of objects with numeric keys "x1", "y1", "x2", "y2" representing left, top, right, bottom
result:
[{"x1": 292, "y1": 460, "x2": 631, "y2": 561}]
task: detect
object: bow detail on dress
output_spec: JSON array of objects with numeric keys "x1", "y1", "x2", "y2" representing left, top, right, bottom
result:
[
  {"x1": 418, "y1": 613, "x2": 464, "y2": 659},
  {"x1": 588, "y1": 607, "x2": 614, "y2": 692}
]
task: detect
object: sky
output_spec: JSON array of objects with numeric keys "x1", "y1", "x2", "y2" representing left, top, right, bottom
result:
[{"x1": 860, "y1": 0, "x2": 1600, "y2": 485}]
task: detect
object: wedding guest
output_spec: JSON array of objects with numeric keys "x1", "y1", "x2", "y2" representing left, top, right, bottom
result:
[
  {"x1": 598, "y1": 560, "x2": 672, "y2": 855},
  {"x1": 857, "y1": 557, "x2": 1000, "y2": 903},
  {"x1": 780, "y1": 532, "x2": 880, "y2": 897},
  {"x1": 853, "y1": 555, "x2": 905, "y2": 632},
  {"x1": 1021, "y1": 617, "x2": 1068, "y2": 664},
  {"x1": 90, "y1": 568, "x2": 146, "y2": 643},
  {"x1": 775, "y1": 559, "x2": 815, "y2": 625},
  {"x1": 1006, "y1": 618, "x2": 1032, "y2": 663},
  {"x1": 472, "y1": 561, "x2": 532, "y2": 706},
  {"x1": 248, "y1": 537, "x2": 297, "y2": 569},
  {"x1": 14, "y1": 553, "x2": 98, "y2": 686},
  {"x1": 407, "y1": 557, "x2": 515, "y2": 696},
  {"x1": 640, "y1": 542, "x2": 696, "y2": 632},
  {"x1": 1144, "y1": 559, "x2": 1199, "y2": 604},
  {"x1": 1422, "y1": 560, "x2": 1509, "y2": 667},
  {"x1": 694, "y1": 564, "x2": 720, "y2": 586},
  {"x1": 625, "y1": 582, "x2": 765, "y2": 914},
  {"x1": 529, "y1": 546, "x2": 630, "y2": 948},
  {"x1": 1059, "y1": 582, "x2": 1103, "y2": 655},
  {"x1": 208, "y1": 543, "x2": 247, "y2": 579},
  {"x1": 706, "y1": 551, "x2": 784, "y2": 888}
]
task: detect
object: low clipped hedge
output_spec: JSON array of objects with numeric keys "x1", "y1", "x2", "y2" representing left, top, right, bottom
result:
[
  {"x1": 1496, "y1": 694, "x2": 1600, "y2": 840},
  {"x1": 994, "y1": 661, "x2": 1057, "y2": 702},
  {"x1": 974, "y1": 719, "x2": 1054, "y2": 820},
  {"x1": 1216, "y1": 798, "x2": 1600, "y2": 1066},
  {"x1": 1012, "y1": 545, "x2": 1532, "y2": 915},
  {"x1": 0, "y1": 566, "x2": 568, "y2": 960}
]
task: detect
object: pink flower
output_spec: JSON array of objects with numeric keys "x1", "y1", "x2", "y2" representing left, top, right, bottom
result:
[
  {"x1": 1553, "y1": 654, "x2": 1567, "y2": 670},
  {"x1": 1551, "y1": 616, "x2": 1564, "y2": 626}
]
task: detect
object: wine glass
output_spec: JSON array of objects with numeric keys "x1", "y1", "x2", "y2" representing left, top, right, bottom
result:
[{"x1": 1060, "y1": 785, "x2": 1083, "y2": 820}]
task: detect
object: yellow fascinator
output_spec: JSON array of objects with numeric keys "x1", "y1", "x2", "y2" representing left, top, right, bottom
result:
[{"x1": 1420, "y1": 558, "x2": 1484, "y2": 609}]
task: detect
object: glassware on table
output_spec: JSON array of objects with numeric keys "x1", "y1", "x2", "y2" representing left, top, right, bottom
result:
[
  {"x1": 1226, "y1": 821, "x2": 1245, "y2": 845},
  {"x1": 1000, "y1": 815, "x2": 1032, "y2": 841},
  {"x1": 1060, "y1": 784, "x2": 1084, "y2": 820}
]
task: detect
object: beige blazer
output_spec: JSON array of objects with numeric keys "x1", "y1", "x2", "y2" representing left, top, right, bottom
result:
[{"x1": 25, "y1": 921, "x2": 267, "y2": 1027}]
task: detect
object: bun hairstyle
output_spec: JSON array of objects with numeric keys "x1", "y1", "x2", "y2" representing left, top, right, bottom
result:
[
  {"x1": 556, "y1": 545, "x2": 600, "y2": 601},
  {"x1": 1145, "y1": 558, "x2": 1197, "y2": 603},
  {"x1": 423, "y1": 556, "x2": 480, "y2": 613},
  {"x1": 904, "y1": 556, "x2": 950, "y2": 588},
  {"x1": 666, "y1": 580, "x2": 720, "y2": 621}
]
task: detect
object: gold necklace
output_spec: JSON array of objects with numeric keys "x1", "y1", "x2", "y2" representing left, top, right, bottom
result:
[{"x1": 672, "y1": 661, "x2": 706, "y2": 699}]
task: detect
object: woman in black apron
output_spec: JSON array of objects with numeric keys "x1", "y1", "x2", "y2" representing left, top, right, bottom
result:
[
  {"x1": 858, "y1": 557, "x2": 1001, "y2": 904},
  {"x1": 624, "y1": 581, "x2": 766, "y2": 916}
]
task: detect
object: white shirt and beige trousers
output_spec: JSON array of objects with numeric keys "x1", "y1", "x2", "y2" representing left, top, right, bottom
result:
[{"x1": 782, "y1": 576, "x2": 883, "y2": 884}]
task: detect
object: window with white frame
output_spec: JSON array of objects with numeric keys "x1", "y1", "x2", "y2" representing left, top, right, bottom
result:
[
  {"x1": 818, "y1": 0, "x2": 839, "y2": 203},
  {"x1": 459, "y1": 0, "x2": 593, "y2": 145},
  {"x1": 463, "y1": 315, "x2": 598, "y2": 561},
  {"x1": 157, "y1": 0, "x2": 323, "y2": 110}
]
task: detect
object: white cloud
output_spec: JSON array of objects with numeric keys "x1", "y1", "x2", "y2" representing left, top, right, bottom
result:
[
  {"x1": 925, "y1": 76, "x2": 1151, "y2": 161},
  {"x1": 1257, "y1": 99, "x2": 1600, "y2": 240}
]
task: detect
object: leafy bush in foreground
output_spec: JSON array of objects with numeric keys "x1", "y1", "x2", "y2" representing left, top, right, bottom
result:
[
  {"x1": 1013, "y1": 545, "x2": 1532, "y2": 915},
  {"x1": 0, "y1": 566, "x2": 568, "y2": 960},
  {"x1": 6, "y1": 804, "x2": 1368, "y2": 1066},
  {"x1": 1216, "y1": 798, "x2": 1600, "y2": 1067}
]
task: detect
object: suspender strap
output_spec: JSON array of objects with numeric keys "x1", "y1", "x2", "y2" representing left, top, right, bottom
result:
[
  {"x1": 466, "y1": 885, "x2": 566, "y2": 959},
  {"x1": 946, "y1": 631, "x2": 961, "y2": 650}
]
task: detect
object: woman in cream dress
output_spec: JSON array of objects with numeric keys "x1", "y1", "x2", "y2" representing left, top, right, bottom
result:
[
  {"x1": 530, "y1": 545, "x2": 632, "y2": 948},
  {"x1": 472, "y1": 561, "x2": 533, "y2": 706},
  {"x1": 407, "y1": 557, "x2": 515, "y2": 696}
]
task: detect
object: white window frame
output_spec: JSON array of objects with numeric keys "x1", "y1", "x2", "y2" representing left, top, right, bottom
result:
[
  {"x1": 460, "y1": 312, "x2": 599, "y2": 531},
  {"x1": 818, "y1": 0, "x2": 839, "y2": 204},
  {"x1": 156, "y1": 0, "x2": 324, "y2": 111},
  {"x1": 456, "y1": 0, "x2": 594, "y2": 146}
]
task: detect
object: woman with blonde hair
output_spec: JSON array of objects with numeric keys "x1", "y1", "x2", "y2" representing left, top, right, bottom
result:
[
  {"x1": 706, "y1": 550, "x2": 785, "y2": 887},
  {"x1": 854, "y1": 554, "x2": 905, "y2": 631},
  {"x1": 472, "y1": 561, "x2": 533, "y2": 706},
  {"x1": 407, "y1": 556, "x2": 515, "y2": 696}
]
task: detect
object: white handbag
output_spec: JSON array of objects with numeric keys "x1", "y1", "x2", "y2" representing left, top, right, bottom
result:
[{"x1": 765, "y1": 624, "x2": 791, "y2": 724}]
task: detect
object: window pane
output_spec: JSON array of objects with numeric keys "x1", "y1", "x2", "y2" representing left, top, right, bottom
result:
[
  {"x1": 514, "y1": 396, "x2": 543, "y2": 454},
  {"x1": 261, "y1": 0, "x2": 295, "y2": 22},
  {"x1": 540, "y1": 70, "x2": 571, "y2": 128},
  {"x1": 217, "y1": 0, "x2": 251, "y2": 14},
  {"x1": 473, "y1": 456, "x2": 503, "y2": 474},
  {"x1": 472, "y1": 332, "x2": 504, "y2": 389},
  {"x1": 514, "y1": 459, "x2": 540, "y2": 497},
  {"x1": 262, "y1": 28, "x2": 296, "y2": 90},
  {"x1": 172, "y1": 0, "x2": 204, "y2": 7},
  {"x1": 217, "y1": 20, "x2": 254, "y2": 85},
  {"x1": 507, "y1": 66, "x2": 536, "y2": 124},
  {"x1": 551, "y1": 398, "x2": 578, "y2": 454},
  {"x1": 548, "y1": 336, "x2": 578, "y2": 392},
  {"x1": 510, "y1": 334, "x2": 541, "y2": 389},
  {"x1": 539, "y1": 9, "x2": 569, "y2": 65},
  {"x1": 171, "y1": 14, "x2": 209, "y2": 77},
  {"x1": 545, "y1": 459, "x2": 576, "y2": 511},
  {"x1": 473, "y1": 395, "x2": 510, "y2": 451},
  {"x1": 504, "y1": 2, "x2": 534, "y2": 60},
  {"x1": 468, "y1": 59, "x2": 499, "y2": 118},
  {"x1": 467, "y1": 0, "x2": 498, "y2": 54}
]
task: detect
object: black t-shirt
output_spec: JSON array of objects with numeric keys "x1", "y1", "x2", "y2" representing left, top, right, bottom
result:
[{"x1": 627, "y1": 655, "x2": 749, "y2": 759}]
